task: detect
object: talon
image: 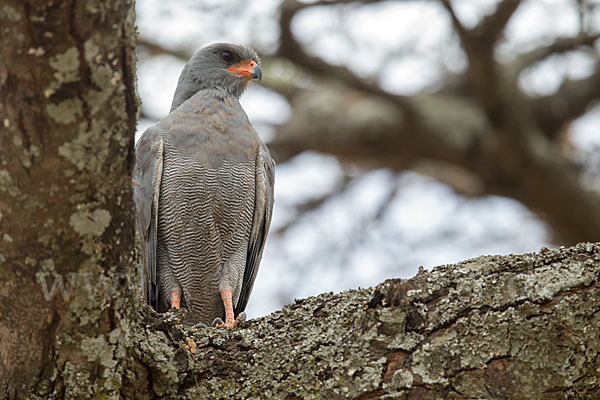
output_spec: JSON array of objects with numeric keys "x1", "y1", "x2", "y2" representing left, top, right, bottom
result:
[
  {"x1": 235, "y1": 312, "x2": 247, "y2": 324},
  {"x1": 216, "y1": 320, "x2": 236, "y2": 328},
  {"x1": 193, "y1": 322, "x2": 208, "y2": 329},
  {"x1": 212, "y1": 317, "x2": 224, "y2": 327}
]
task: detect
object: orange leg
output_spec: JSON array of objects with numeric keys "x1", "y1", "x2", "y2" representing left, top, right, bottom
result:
[
  {"x1": 170, "y1": 289, "x2": 181, "y2": 310},
  {"x1": 216, "y1": 289, "x2": 237, "y2": 328},
  {"x1": 169, "y1": 289, "x2": 183, "y2": 329}
]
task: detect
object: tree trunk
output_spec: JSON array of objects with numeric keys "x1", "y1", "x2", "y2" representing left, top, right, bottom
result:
[
  {"x1": 0, "y1": 0, "x2": 138, "y2": 397},
  {"x1": 1, "y1": 1, "x2": 599, "y2": 399}
]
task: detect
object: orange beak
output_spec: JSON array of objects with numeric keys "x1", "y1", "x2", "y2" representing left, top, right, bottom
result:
[{"x1": 227, "y1": 60, "x2": 262, "y2": 81}]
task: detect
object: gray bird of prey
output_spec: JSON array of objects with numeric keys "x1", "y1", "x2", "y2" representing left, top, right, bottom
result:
[{"x1": 133, "y1": 43, "x2": 274, "y2": 328}]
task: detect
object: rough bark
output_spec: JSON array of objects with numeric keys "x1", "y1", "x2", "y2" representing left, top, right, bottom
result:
[
  {"x1": 15, "y1": 242, "x2": 599, "y2": 399},
  {"x1": 0, "y1": 0, "x2": 138, "y2": 397},
  {"x1": 100, "y1": 242, "x2": 597, "y2": 400}
]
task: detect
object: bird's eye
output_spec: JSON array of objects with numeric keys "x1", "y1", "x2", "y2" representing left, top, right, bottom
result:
[{"x1": 220, "y1": 51, "x2": 234, "y2": 63}]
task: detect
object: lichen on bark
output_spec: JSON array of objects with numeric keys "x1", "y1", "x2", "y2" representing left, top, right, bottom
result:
[
  {"x1": 59, "y1": 242, "x2": 596, "y2": 400},
  {"x1": 0, "y1": 0, "x2": 139, "y2": 397}
]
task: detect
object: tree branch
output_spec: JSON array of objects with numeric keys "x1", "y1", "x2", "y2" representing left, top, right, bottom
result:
[
  {"x1": 531, "y1": 66, "x2": 600, "y2": 139},
  {"x1": 273, "y1": 174, "x2": 352, "y2": 236},
  {"x1": 99, "y1": 243, "x2": 600, "y2": 399},
  {"x1": 136, "y1": 37, "x2": 191, "y2": 61},
  {"x1": 441, "y1": 0, "x2": 520, "y2": 44},
  {"x1": 476, "y1": 0, "x2": 521, "y2": 42},
  {"x1": 439, "y1": 0, "x2": 504, "y2": 124},
  {"x1": 269, "y1": 82, "x2": 600, "y2": 244},
  {"x1": 439, "y1": 0, "x2": 472, "y2": 46},
  {"x1": 277, "y1": 0, "x2": 416, "y2": 114},
  {"x1": 514, "y1": 34, "x2": 600, "y2": 73}
]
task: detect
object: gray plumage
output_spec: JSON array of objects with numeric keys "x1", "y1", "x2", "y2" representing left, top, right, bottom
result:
[{"x1": 133, "y1": 43, "x2": 274, "y2": 326}]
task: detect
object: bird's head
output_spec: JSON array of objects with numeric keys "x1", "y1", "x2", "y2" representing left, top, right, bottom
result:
[{"x1": 170, "y1": 43, "x2": 262, "y2": 111}]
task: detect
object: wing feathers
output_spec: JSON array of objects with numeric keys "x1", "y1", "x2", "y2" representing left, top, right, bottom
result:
[
  {"x1": 235, "y1": 149, "x2": 275, "y2": 315},
  {"x1": 134, "y1": 127, "x2": 164, "y2": 309}
]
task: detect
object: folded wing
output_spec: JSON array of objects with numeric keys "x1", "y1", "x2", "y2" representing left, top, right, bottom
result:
[
  {"x1": 235, "y1": 144, "x2": 275, "y2": 316},
  {"x1": 133, "y1": 126, "x2": 165, "y2": 309}
]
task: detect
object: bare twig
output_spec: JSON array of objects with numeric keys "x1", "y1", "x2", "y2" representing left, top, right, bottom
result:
[
  {"x1": 277, "y1": 0, "x2": 416, "y2": 114},
  {"x1": 476, "y1": 0, "x2": 521, "y2": 42},
  {"x1": 274, "y1": 175, "x2": 352, "y2": 236},
  {"x1": 439, "y1": 0, "x2": 471, "y2": 45},
  {"x1": 136, "y1": 37, "x2": 192, "y2": 61},
  {"x1": 514, "y1": 34, "x2": 600, "y2": 73},
  {"x1": 531, "y1": 65, "x2": 600, "y2": 139}
]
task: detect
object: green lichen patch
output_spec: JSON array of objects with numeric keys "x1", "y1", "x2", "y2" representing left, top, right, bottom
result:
[
  {"x1": 66, "y1": 259, "x2": 112, "y2": 326},
  {"x1": 84, "y1": 39, "x2": 100, "y2": 64},
  {"x1": 86, "y1": 65, "x2": 119, "y2": 114},
  {"x1": 0, "y1": 5, "x2": 21, "y2": 22},
  {"x1": 387, "y1": 331, "x2": 423, "y2": 351},
  {"x1": 69, "y1": 208, "x2": 111, "y2": 237},
  {"x1": 21, "y1": 144, "x2": 41, "y2": 168},
  {"x1": 46, "y1": 98, "x2": 83, "y2": 124},
  {"x1": 12, "y1": 134, "x2": 22, "y2": 147},
  {"x1": 0, "y1": 267, "x2": 16, "y2": 292},
  {"x1": 81, "y1": 335, "x2": 118, "y2": 369},
  {"x1": 62, "y1": 362, "x2": 93, "y2": 399},
  {"x1": 58, "y1": 120, "x2": 111, "y2": 172},
  {"x1": 40, "y1": 259, "x2": 56, "y2": 274},
  {"x1": 0, "y1": 169, "x2": 20, "y2": 197},
  {"x1": 173, "y1": 288, "x2": 386, "y2": 399},
  {"x1": 136, "y1": 328, "x2": 181, "y2": 396},
  {"x1": 85, "y1": 88, "x2": 112, "y2": 115},
  {"x1": 49, "y1": 47, "x2": 80, "y2": 83},
  {"x1": 80, "y1": 35, "x2": 125, "y2": 117},
  {"x1": 383, "y1": 368, "x2": 413, "y2": 394}
]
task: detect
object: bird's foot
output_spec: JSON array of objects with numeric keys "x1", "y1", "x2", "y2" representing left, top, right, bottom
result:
[
  {"x1": 212, "y1": 312, "x2": 247, "y2": 329},
  {"x1": 214, "y1": 319, "x2": 236, "y2": 328},
  {"x1": 213, "y1": 289, "x2": 243, "y2": 328}
]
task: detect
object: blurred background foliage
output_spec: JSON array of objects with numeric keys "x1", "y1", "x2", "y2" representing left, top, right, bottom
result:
[{"x1": 135, "y1": 0, "x2": 600, "y2": 317}]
